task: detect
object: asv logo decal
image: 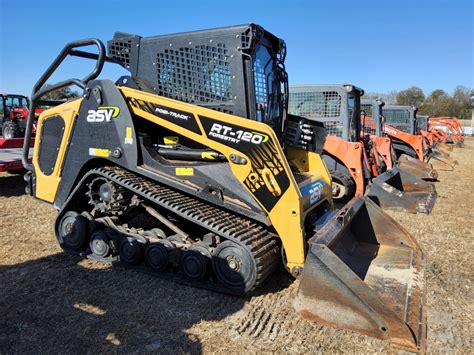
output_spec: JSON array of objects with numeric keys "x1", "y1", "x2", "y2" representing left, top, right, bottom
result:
[
  {"x1": 87, "y1": 106, "x2": 120, "y2": 122},
  {"x1": 208, "y1": 123, "x2": 269, "y2": 144},
  {"x1": 309, "y1": 182, "x2": 324, "y2": 205}
]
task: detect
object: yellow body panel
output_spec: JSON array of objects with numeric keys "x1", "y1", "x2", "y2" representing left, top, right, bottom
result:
[
  {"x1": 33, "y1": 99, "x2": 83, "y2": 203},
  {"x1": 120, "y1": 87, "x2": 332, "y2": 269}
]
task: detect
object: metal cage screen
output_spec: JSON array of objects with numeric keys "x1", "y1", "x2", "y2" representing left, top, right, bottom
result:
[
  {"x1": 383, "y1": 109, "x2": 411, "y2": 133},
  {"x1": 289, "y1": 91, "x2": 343, "y2": 137},
  {"x1": 361, "y1": 103, "x2": 376, "y2": 135}
]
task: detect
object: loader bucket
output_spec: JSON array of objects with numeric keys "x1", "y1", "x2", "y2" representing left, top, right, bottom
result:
[
  {"x1": 428, "y1": 150, "x2": 457, "y2": 170},
  {"x1": 434, "y1": 142, "x2": 453, "y2": 154},
  {"x1": 397, "y1": 154, "x2": 438, "y2": 181},
  {"x1": 294, "y1": 197, "x2": 426, "y2": 353},
  {"x1": 366, "y1": 167, "x2": 437, "y2": 214}
]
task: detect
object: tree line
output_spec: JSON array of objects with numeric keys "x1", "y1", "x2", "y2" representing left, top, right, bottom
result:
[
  {"x1": 365, "y1": 85, "x2": 473, "y2": 120},
  {"x1": 41, "y1": 84, "x2": 473, "y2": 121}
]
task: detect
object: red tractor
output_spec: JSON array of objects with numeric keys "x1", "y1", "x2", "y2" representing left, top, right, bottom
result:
[{"x1": 0, "y1": 94, "x2": 43, "y2": 139}]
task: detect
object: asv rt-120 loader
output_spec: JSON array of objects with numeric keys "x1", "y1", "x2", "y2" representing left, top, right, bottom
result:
[
  {"x1": 22, "y1": 24, "x2": 426, "y2": 352},
  {"x1": 288, "y1": 85, "x2": 436, "y2": 214}
]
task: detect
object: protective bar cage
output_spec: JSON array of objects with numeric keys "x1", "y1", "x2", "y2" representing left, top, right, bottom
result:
[
  {"x1": 22, "y1": 38, "x2": 109, "y2": 172},
  {"x1": 289, "y1": 85, "x2": 362, "y2": 141},
  {"x1": 383, "y1": 105, "x2": 418, "y2": 134},
  {"x1": 108, "y1": 24, "x2": 288, "y2": 121},
  {"x1": 416, "y1": 115, "x2": 429, "y2": 133},
  {"x1": 361, "y1": 99, "x2": 384, "y2": 136}
]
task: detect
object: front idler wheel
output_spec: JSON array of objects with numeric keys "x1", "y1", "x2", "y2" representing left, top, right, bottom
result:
[
  {"x1": 89, "y1": 231, "x2": 111, "y2": 258},
  {"x1": 181, "y1": 244, "x2": 211, "y2": 282},
  {"x1": 119, "y1": 237, "x2": 144, "y2": 265},
  {"x1": 57, "y1": 211, "x2": 89, "y2": 251},
  {"x1": 213, "y1": 240, "x2": 256, "y2": 294}
]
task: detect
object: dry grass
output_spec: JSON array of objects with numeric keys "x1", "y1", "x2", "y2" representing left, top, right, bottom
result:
[{"x1": 1, "y1": 139, "x2": 473, "y2": 353}]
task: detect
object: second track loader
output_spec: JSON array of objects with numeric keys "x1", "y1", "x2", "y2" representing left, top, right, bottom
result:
[
  {"x1": 22, "y1": 24, "x2": 426, "y2": 352},
  {"x1": 289, "y1": 85, "x2": 436, "y2": 214}
]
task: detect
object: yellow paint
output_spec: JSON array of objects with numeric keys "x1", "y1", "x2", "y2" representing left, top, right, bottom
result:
[
  {"x1": 34, "y1": 85, "x2": 334, "y2": 271},
  {"x1": 33, "y1": 98, "x2": 83, "y2": 203},
  {"x1": 176, "y1": 167, "x2": 194, "y2": 176},
  {"x1": 120, "y1": 87, "x2": 334, "y2": 269},
  {"x1": 126, "y1": 127, "x2": 132, "y2": 139},
  {"x1": 201, "y1": 151, "x2": 216, "y2": 160},
  {"x1": 164, "y1": 136, "x2": 179, "y2": 145},
  {"x1": 89, "y1": 148, "x2": 110, "y2": 157}
]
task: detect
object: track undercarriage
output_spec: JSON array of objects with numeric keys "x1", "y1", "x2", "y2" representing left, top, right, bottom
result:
[{"x1": 57, "y1": 166, "x2": 279, "y2": 295}]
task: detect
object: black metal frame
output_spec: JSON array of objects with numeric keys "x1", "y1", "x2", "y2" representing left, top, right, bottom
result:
[
  {"x1": 107, "y1": 24, "x2": 288, "y2": 127},
  {"x1": 382, "y1": 105, "x2": 418, "y2": 135},
  {"x1": 361, "y1": 99, "x2": 385, "y2": 136},
  {"x1": 416, "y1": 114, "x2": 430, "y2": 133},
  {"x1": 288, "y1": 84, "x2": 363, "y2": 142},
  {"x1": 22, "y1": 39, "x2": 108, "y2": 171}
]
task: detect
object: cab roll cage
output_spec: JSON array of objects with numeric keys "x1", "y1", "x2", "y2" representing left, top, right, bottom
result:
[{"x1": 22, "y1": 38, "x2": 112, "y2": 171}]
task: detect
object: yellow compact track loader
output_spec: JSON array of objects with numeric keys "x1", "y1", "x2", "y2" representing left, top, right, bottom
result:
[{"x1": 22, "y1": 25, "x2": 426, "y2": 352}]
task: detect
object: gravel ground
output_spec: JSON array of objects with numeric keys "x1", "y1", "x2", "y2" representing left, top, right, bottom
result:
[{"x1": 0, "y1": 138, "x2": 472, "y2": 353}]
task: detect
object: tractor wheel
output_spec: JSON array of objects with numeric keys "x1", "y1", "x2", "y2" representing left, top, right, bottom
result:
[
  {"x1": 2, "y1": 121, "x2": 22, "y2": 139},
  {"x1": 330, "y1": 170, "x2": 355, "y2": 203}
]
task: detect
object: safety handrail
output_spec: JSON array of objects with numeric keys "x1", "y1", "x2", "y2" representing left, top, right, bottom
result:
[{"x1": 22, "y1": 38, "x2": 106, "y2": 171}]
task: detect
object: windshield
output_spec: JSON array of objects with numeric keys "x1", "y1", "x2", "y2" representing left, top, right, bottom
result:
[
  {"x1": 5, "y1": 96, "x2": 29, "y2": 114},
  {"x1": 253, "y1": 44, "x2": 286, "y2": 133},
  {"x1": 347, "y1": 93, "x2": 359, "y2": 142}
]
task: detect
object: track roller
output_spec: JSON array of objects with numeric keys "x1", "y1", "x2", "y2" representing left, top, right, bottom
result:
[
  {"x1": 90, "y1": 231, "x2": 112, "y2": 258},
  {"x1": 119, "y1": 237, "x2": 144, "y2": 265},
  {"x1": 145, "y1": 242, "x2": 170, "y2": 271},
  {"x1": 181, "y1": 244, "x2": 212, "y2": 282}
]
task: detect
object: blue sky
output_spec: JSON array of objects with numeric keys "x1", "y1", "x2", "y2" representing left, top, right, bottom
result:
[{"x1": 0, "y1": 0, "x2": 472, "y2": 96}]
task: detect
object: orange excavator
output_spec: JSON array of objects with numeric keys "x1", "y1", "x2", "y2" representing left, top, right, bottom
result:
[
  {"x1": 381, "y1": 105, "x2": 456, "y2": 170},
  {"x1": 289, "y1": 85, "x2": 437, "y2": 214}
]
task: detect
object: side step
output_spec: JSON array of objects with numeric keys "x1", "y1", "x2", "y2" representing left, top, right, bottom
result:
[
  {"x1": 366, "y1": 167, "x2": 437, "y2": 214},
  {"x1": 294, "y1": 197, "x2": 426, "y2": 353}
]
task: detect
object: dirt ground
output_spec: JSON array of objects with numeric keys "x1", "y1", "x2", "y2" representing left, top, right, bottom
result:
[{"x1": 1, "y1": 139, "x2": 473, "y2": 353}]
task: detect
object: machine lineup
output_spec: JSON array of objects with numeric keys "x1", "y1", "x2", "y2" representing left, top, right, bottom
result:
[{"x1": 0, "y1": 23, "x2": 465, "y2": 353}]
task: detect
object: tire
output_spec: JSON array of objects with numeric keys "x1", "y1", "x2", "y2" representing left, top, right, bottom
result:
[
  {"x1": 2, "y1": 121, "x2": 22, "y2": 139},
  {"x1": 330, "y1": 169, "x2": 356, "y2": 203}
]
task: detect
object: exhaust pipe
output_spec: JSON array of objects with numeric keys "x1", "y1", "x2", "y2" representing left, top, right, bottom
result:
[
  {"x1": 397, "y1": 154, "x2": 438, "y2": 181},
  {"x1": 366, "y1": 167, "x2": 437, "y2": 214},
  {"x1": 295, "y1": 197, "x2": 426, "y2": 353}
]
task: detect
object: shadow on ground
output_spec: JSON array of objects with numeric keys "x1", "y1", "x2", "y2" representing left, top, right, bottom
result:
[
  {"x1": 0, "y1": 173, "x2": 26, "y2": 197},
  {"x1": 0, "y1": 252, "x2": 293, "y2": 353}
]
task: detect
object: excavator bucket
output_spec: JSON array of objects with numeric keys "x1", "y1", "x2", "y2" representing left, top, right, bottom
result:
[
  {"x1": 295, "y1": 197, "x2": 426, "y2": 353},
  {"x1": 397, "y1": 154, "x2": 438, "y2": 181},
  {"x1": 366, "y1": 167, "x2": 437, "y2": 214}
]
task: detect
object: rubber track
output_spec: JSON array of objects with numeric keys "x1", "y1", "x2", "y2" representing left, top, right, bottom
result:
[{"x1": 82, "y1": 166, "x2": 279, "y2": 295}]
